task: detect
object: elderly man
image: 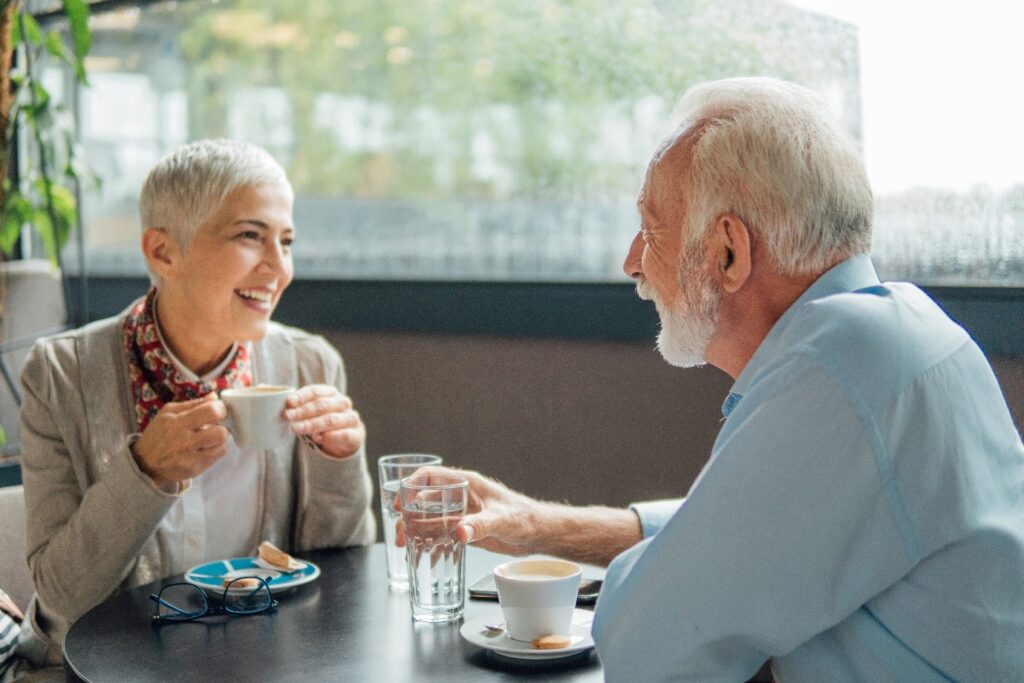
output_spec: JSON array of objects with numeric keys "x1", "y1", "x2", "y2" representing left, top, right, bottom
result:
[{"x1": 422, "y1": 78, "x2": 1024, "y2": 680}]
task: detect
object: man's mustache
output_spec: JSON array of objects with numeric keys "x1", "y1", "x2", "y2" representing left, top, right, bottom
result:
[{"x1": 636, "y1": 278, "x2": 655, "y2": 301}]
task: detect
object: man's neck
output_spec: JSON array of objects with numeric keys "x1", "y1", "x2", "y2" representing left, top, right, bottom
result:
[{"x1": 707, "y1": 267, "x2": 826, "y2": 379}]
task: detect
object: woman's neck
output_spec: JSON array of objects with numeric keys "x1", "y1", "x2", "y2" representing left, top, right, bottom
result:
[{"x1": 153, "y1": 291, "x2": 232, "y2": 376}]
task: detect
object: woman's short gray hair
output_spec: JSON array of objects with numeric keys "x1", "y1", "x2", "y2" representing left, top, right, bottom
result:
[
  {"x1": 671, "y1": 77, "x2": 873, "y2": 276},
  {"x1": 139, "y1": 139, "x2": 292, "y2": 250}
]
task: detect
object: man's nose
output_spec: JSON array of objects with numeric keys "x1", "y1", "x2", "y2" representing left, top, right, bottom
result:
[{"x1": 623, "y1": 231, "x2": 643, "y2": 280}]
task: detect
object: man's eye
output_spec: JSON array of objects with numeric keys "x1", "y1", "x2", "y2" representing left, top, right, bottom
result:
[{"x1": 281, "y1": 237, "x2": 294, "y2": 248}]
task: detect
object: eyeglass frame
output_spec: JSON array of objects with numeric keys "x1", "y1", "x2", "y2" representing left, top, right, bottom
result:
[{"x1": 149, "y1": 576, "x2": 279, "y2": 623}]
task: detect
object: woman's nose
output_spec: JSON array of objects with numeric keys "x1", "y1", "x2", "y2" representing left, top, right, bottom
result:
[{"x1": 258, "y1": 241, "x2": 289, "y2": 274}]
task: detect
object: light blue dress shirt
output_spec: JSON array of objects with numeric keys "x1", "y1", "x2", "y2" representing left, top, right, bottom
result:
[{"x1": 592, "y1": 255, "x2": 1024, "y2": 682}]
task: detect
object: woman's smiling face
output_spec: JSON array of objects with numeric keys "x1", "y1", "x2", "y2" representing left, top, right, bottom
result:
[{"x1": 153, "y1": 182, "x2": 295, "y2": 372}]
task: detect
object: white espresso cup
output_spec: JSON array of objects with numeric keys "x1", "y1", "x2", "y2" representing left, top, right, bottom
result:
[
  {"x1": 220, "y1": 385, "x2": 295, "y2": 450},
  {"x1": 493, "y1": 558, "x2": 582, "y2": 642}
]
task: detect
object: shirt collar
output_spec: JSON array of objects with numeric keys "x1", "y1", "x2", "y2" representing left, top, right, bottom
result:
[{"x1": 721, "y1": 254, "x2": 881, "y2": 417}]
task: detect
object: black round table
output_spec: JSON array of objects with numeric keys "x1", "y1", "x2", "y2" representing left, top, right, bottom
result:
[{"x1": 63, "y1": 544, "x2": 603, "y2": 682}]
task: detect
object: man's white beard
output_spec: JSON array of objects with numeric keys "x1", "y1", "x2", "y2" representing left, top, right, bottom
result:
[{"x1": 637, "y1": 265, "x2": 719, "y2": 368}]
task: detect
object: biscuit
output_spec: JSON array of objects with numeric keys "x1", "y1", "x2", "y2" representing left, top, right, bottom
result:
[
  {"x1": 225, "y1": 577, "x2": 262, "y2": 589},
  {"x1": 532, "y1": 634, "x2": 572, "y2": 650},
  {"x1": 258, "y1": 540, "x2": 303, "y2": 570}
]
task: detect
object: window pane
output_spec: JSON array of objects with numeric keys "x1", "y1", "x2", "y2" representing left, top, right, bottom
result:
[{"x1": 60, "y1": 0, "x2": 1022, "y2": 285}]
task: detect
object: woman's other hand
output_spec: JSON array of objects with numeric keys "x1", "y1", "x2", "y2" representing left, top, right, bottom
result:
[
  {"x1": 283, "y1": 384, "x2": 365, "y2": 459},
  {"x1": 131, "y1": 393, "x2": 229, "y2": 489}
]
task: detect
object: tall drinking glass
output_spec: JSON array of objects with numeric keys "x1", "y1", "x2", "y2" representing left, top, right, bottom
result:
[
  {"x1": 399, "y1": 473, "x2": 468, "y2": 623},
  {"x1": 377, "y1": 454, "x2": 443, "y2": 590}
]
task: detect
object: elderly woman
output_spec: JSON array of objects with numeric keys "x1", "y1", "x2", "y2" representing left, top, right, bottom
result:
[{"x1": 17, "y1": 140, "x2": 374, "y2": 668}]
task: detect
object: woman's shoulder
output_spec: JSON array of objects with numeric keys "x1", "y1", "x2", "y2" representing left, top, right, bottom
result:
[
  {"x1": 26, "y1": 314, "x2": 123, "y2": 371},
  {"x1": 263, "y1": 322, "x2": 344, "y2": 376},
  {"x1": 264, "y1": 322, "x2": 337, "y2": 356}
]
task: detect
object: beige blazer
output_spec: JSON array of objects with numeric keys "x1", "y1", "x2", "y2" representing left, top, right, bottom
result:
[{"x1": 17, "y1": 310, "x2": 375, "y2": 666}]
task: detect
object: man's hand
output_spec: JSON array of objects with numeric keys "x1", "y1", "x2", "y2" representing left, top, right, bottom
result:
[
  {"x1": 283, "y1": 384, "x2": 365, "y2": 459},
  {"x1": 394, "y1": 467, "x2": 544, "y2": 556},
  {"x1": 131, "y1": 393, "x2": 229, "y2": 488},
  {"x1": 395, "y1": 466, "x2": 645, "y2": 567}
]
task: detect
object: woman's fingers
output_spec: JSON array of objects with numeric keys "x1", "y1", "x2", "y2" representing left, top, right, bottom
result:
[
  {"x1": 291, "y1": 409, "x2": 361, "y2": 436},
  {"x1": 283, "y1": 385, "x2": 351, "y2": 419}
]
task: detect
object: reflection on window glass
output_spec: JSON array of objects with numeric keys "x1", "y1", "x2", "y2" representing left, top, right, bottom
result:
[{"x1": 55, "y1": 0, "x2": 1022, "y2": 284}]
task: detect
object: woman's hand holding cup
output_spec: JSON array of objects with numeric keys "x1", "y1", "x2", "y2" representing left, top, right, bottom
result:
[
  {"x1": 283, "y1": 384, "x2": 365, "y2": 459},
  {"x1": 131, "y1": 393, "x2": 229, "y2": 489}
]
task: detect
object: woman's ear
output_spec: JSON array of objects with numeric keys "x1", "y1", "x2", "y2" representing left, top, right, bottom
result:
[
  {"x1": 141, "y1": 228, "x2": 177, "y2": 280},
  {"x1": 710, "y1": 213, "x2": 752, "y2": 294}
]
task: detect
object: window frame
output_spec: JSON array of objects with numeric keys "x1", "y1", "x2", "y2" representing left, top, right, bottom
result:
[{"x1": 73, "y1": 275, "x2": 1024, "y2": 356}]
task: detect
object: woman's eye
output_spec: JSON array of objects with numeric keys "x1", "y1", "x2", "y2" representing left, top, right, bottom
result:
[
  {"x1": 281, "y1": 237, "x2": 294, "y2": 248},
  {"x1": 237, "y1": 230, "x2": 261, "y2": 240}
]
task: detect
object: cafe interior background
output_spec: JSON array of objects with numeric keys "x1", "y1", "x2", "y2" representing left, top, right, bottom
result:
[{"x1": 0, "y1": 0, "x2": 1022, "y2": 541}]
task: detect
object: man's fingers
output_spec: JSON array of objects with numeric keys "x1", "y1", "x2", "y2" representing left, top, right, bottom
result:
[
  {"x1": 460, "y1": 513, "x2": 489, "y2": 544},
  {"x1": 394, "y1": 519, "x2": 407, "y2": 548}
]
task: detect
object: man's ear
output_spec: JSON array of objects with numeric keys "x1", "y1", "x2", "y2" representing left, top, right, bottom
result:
[
  {"x1": 710, "y1": 213, "x2": 752, "y2": 294},
  {"x1": 141, "y1": 228, "x2": 178, "y2": 280}
]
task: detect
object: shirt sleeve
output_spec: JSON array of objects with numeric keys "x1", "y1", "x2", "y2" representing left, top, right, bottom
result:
[
  {"x1": 629, "y1": 499, "x2": 685, "y2": 538},
  {"x1": 592, "y1": 354, "x2": 916, "y2": 682}
]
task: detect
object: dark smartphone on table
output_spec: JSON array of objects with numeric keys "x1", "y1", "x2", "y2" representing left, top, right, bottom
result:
[{"x1": 468, "y1": 574, "x2": 603, "y2": 605}]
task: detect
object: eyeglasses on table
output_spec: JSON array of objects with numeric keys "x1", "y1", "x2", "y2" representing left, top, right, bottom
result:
[{"x1": 149, "y1": 577, "x2": 278, "y2": 623}]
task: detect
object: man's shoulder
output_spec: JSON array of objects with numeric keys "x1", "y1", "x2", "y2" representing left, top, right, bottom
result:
[{"x1": 781, "y1": 282, "x2": 974, "y2": 394}]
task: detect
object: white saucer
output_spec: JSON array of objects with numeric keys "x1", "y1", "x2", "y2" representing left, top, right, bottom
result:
[{"x1": 460, "y1": 608, "x2": 595, "y2": 660}]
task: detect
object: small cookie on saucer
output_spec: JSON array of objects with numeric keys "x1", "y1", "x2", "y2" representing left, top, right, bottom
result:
[
  {"x1": 258, "y1": 540, "x2": 303, "y2": 571},
  {"x1": 532, "y1": 634, "x2": 572, "y2": 650}
]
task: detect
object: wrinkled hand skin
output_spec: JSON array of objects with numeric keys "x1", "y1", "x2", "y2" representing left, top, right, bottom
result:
[
  {"x1": 283, "y1": 384, "x2": 366, "y2": 459},
  {"x1": 132, "y1": 394, "x2": 229, "y2": 488},
  {"x1": 394, "y1": 467, "x2": 542, "y2": 556}
]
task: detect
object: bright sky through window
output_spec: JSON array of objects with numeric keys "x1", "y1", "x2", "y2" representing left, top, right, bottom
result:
[{"x1": 789, "y1": 0, "x2": 1024, "y2": 192}]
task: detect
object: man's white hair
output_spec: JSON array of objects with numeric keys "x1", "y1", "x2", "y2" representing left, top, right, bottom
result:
[
  {"x1": 139, "y1": 138, "x2": 292, "y2": 255},
  {"x1": 670, "y1": 77, "x2": 873, "y2": 276}
]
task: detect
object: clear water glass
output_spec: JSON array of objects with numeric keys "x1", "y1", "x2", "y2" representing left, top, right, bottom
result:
[
  {"x1": 399, "y1": 473, "x2": 468, "y2": 623},
  {"x1": 377, "y1": 454, "x2": 443, "y2": 590}
]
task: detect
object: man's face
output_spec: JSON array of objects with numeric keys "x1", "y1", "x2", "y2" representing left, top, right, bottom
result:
[{"x1": 623, "y1": 141, "x2": 720, "y2": 368}]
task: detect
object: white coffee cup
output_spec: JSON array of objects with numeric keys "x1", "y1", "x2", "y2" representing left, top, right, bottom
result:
[
  {"x1": 493, "y1": 558, "x2": 582, "y2": 642},
  {"x1": 220, "y1": 385, "x2": 295, "y2": 450}
]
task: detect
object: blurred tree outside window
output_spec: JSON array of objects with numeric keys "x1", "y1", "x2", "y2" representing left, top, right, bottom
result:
[{"x1": 49, "y1": 0, "x2": 1023, "y2": 285}]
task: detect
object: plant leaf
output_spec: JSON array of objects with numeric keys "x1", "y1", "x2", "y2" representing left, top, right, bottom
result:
[
  {"x1": 31, "y1": 207, "x2": 59, "y2": 267},
  {"x1": 13, "y1": 12, "x2": 43, "y2": 47},
  {"x1": 0, "y1": 191, "x2": 33, "y2": 256},
  {"x1": 62, "y1": 0, "x2": 92, "y2": 84},
  {"x1": 44, "y1": 30, "x2": 69, "y2": 63}
]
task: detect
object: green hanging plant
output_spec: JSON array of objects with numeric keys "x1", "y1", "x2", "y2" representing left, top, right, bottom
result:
[{"x1": 0, "y1": 0, "x2": 94, "y2": 267}]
